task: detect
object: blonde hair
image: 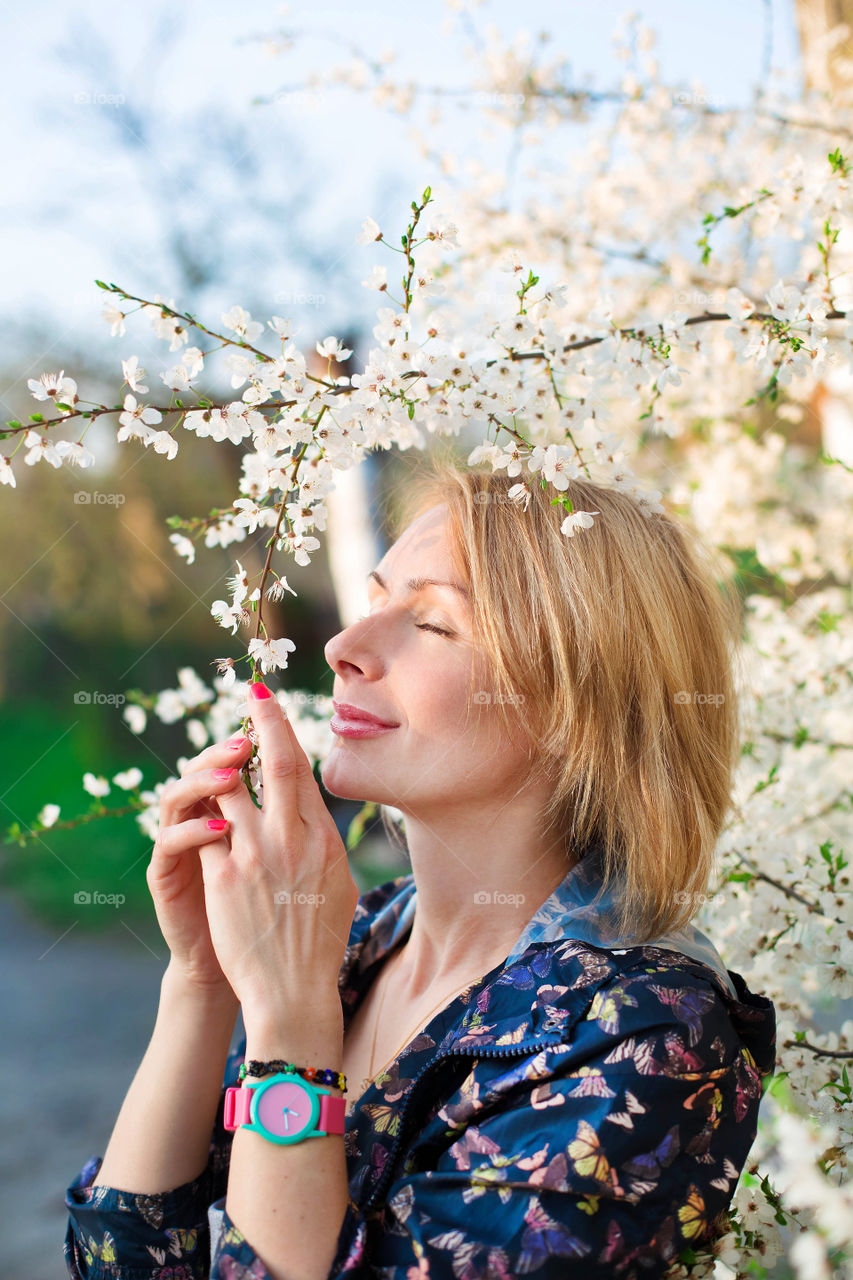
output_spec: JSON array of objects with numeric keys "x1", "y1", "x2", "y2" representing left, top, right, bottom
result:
[{"x1": 382, "y1": 448, "x2": 742, "y2": 944}]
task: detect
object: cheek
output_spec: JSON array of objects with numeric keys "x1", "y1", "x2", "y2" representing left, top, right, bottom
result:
[
  {"x1": 403, "y1": 655, "x2": 476, "y2": 736},
  {"x1": 412, "y1": 659, "x2": 513, "y2": 751}
]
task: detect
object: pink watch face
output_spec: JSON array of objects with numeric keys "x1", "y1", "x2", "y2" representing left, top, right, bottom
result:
[{"x1": 254, "y1": 1081, "x2": 314, "y2": 1139}]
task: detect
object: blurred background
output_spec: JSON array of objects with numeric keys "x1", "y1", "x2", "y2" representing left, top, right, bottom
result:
[{"x1": 0, "y1": 1, "x2": 836, "y2": 1274}]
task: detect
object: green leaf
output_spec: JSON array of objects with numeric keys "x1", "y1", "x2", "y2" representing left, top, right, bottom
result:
[
  {"x1": 94, "y1": 279, "x2": 110, "y2": 290},
  {"x1": 828, "y1": 147, "x2": 850, "y2": 176},
  {"x1": 423, "y1": 185, "x2": 432, "y2": 201},
  {"x1": 29, "y1": 413, "x2": 44, "y2": 422},
  {"x1": 5, "y1": 419, "x2": 21, "y2": 429},
  {"x1": 346, "y1": 799, "x2": 378, "y2": 851},
  {"x1": 815, "y1": 608, "x2": 841, "y2": 633},
  {"x1": 407, "y1": 401, "x2": 415, "y2": 420}
]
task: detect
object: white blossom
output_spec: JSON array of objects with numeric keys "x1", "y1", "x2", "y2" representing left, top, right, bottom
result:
[
  {"x1": 82, "y1": 773, "x2": 110, "y2": 798},
  {"x1": 117, "y1": 394, "x2": 162, "y2": 442},
  {"x1": 214, "y1": 657, "x2": 238, "y2": 688},
  {"x1": 23, "y1": 430, "x2": 63, "y2": 468},
  {"x1": 186, "y1": 718, "x2": 209, "y2": 749},
  {"x1": 112, "y1": 767, "x2": 143, "y2": 791},
  {"x1": 362, "y1": 265, "x2": 388, "y2": 292},
  {"x1": 169, "y1": 534, "x2": 196, "y2": 564},
  {"x1": 102, "y1": 304, "x2": 127, "y2": 337},
  {"x1": 54, "y1": 440, "x2": 95, "y2": 468},
  {"x1": 356, "y1": 216, "x2": 382, "y2": 244},
  {"x1": 27, "y1": 370, "x2": 78, "y2": 410},
  {"x1": 123, "y1": 705, "x2": 147, "y2": 734},
  {"x1": 221, "y1": 305, "x2": 264, "y2": 343},
  {"x1": 121, "y1": 356, "x2": 148, "y2": 394},
  {"x1": 316, "y1": 336, "x2": 353, "y2": 362},
  {"x1": 247, "y1": 635, "x2": 297, "y2": 674},
  {"x1": 268, "y1": 315, "x2": 296, "y2": 340},
  {"x1": 561, "y1": 508, "x2": 600, "y2": 537},
  {"x1": 146, "y1": 295, "x2": 188, "y2": 351}
]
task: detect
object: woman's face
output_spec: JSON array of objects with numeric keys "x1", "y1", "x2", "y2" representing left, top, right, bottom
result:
[{"x1": 321, "y1": 503, "x2": 533, "y2": 820}]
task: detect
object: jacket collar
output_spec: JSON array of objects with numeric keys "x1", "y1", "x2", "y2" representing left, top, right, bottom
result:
[
  {"x1": 504, "y1": 840, "x2": 738, "y2": 998},
  {"x1": 355, "y1": 841, "x2": 737, "y2": 999}
]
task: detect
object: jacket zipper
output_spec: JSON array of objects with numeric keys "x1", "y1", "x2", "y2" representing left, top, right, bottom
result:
[{"x1": 363, "y1": 1032, "x2": 570, "y2": 1211}]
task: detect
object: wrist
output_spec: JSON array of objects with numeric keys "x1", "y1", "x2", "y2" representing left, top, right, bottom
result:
[
  {"x1": 243, "y1": 1008, "x2": 344, "y2": 1084},
  {"x1": 162, "y1": 960, "x2": 240, "y2": 1012}
]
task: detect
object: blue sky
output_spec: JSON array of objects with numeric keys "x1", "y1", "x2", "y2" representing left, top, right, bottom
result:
[{"x1": 0, "y1": 0, "x2": 801, "y2": 386}]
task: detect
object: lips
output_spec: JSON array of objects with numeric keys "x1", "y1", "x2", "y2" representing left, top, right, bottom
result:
[{"x1": 332, "y1": 700, "x2": 399, "y2": 729}]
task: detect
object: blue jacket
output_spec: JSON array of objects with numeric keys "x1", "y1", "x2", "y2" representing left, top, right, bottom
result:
[{"x1": 64, "y1": 842, "x2": 777, "y2": 1278}]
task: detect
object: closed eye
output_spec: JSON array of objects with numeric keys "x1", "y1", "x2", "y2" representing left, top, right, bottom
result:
[
  {"x1": 415, "y1": 622, "x2": 453, "y2": 637},
  {"x1": 357, "y1": 613, "x2": 452, "y2": 637}
]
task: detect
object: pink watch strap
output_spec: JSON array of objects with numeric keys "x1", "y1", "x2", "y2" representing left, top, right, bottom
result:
[
  {"x1": 224, "y1": 1085, "x2": 253, "y2": 1130},
  {"x1": 223, "y1": 1084, "x2": 346, "y2": 1135},
  {"x1": 318, "y1": 1092, "x2": 346, "y2": 1134}
]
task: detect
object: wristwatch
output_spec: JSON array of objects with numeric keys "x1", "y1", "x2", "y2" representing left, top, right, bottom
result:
[{"x1": 224, "y1": 1071, "x2": 346, "y2": 1145}]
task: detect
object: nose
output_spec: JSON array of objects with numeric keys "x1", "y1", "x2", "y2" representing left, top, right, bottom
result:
[{"x1": 324, "y1": 615, "x2": 373, "y2": 678}]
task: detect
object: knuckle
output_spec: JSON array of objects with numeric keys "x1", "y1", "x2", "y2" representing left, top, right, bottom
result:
[{"x1": 263, "y1": 755, "x2": 297, "y2": 781}]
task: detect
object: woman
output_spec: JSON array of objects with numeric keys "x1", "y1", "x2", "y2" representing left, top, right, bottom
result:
[{"x1": 64, "y1": 459, "x2": 777, "y2": 1280}]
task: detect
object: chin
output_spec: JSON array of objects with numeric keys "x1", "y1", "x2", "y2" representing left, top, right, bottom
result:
[{"x1": 319, "y1": 753, "x2": 383, "y2": 804}]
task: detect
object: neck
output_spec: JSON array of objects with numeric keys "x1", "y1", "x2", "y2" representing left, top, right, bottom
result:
[{"x1": 390, "y1": 812, "x2": 576, "y2": 1001}]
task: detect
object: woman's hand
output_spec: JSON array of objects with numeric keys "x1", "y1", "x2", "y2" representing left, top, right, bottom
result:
[
  {"x1": 197, "y1": 683, "x2": 361, "y2": 1029},
  {"x1": 146, "y1": 732, "x2": 253, "y2": 995}
]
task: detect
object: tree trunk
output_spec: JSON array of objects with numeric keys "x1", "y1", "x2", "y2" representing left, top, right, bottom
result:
[{"x1": 795, "y1": 0, "x2": 853, "y2": 95}]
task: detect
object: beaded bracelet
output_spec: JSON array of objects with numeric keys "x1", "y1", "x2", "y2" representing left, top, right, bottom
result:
[{"x1": 238, "y1": 1058, "x2": 347, "y2": 1093}]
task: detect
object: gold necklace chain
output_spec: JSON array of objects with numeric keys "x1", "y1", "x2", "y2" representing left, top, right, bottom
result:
[{"x1": 353, "y1": 949, "x2": 478, "y2": 1101}]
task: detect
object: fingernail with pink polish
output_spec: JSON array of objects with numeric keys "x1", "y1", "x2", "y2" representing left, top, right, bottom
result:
[
  {"x1": 206, "y1": 819, "x2": 228, "y2": 831},
  {"x1": 250, "y1": 682, "x2": 272, "y2": 700},
  {"x1": 227, "y1": 735, "x2": 248, "y2": 750},
  {"x1": 213, "y1": 768, "x2": 236, "y2": 780}
]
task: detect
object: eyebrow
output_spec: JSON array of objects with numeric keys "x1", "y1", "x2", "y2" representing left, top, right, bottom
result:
[{"x1": 368, "y1": 569, "x2": 470, "y2": 600}]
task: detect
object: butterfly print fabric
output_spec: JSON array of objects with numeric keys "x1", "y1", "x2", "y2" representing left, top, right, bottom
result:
[{"x1": 64, "y1": 843, "x2": 776, "y2": 1279}]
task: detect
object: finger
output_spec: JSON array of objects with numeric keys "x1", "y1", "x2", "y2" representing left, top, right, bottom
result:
[
  {"x1": 247, "y1": 681, "x2": 308, "y2": 827},
  {"x1": 212, "y1": 760, "x2": 264, "y2": 832},
  {"x1": 178, "y1": 734, "x2": 253, "y2": 779},
  {"x1": 148, "y1": 816, "x2": 232, "y2": 880},
  {"x1": 249, "y1": 683, "x2": 333, "y2": 830},
  {"x1": 160, "y1": 764, "x2": 252, "y2": 825},
  {"x1": 280, "y1": 711, "x2": 340, "y2": 835}
]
